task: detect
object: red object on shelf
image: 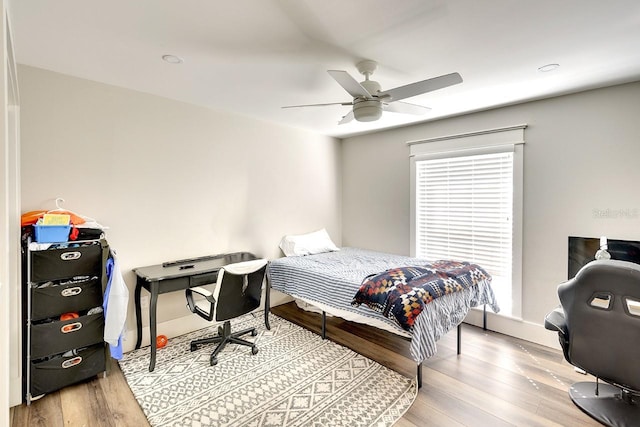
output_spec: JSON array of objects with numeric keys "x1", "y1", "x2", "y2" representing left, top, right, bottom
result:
[
  {"x1": 69, "y1": 226, "x2": 79, "y2": 240},
  {"x1": 156, "y1": 335, "x2": 168, "y2": 349},
  {"x1": 60, "y1": 312, "x2": 79, "y2": 321}
]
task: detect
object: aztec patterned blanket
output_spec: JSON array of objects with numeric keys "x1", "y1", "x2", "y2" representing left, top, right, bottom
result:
[{"x1": 352, "y1": 261, "x2": 492, "y2": 331}]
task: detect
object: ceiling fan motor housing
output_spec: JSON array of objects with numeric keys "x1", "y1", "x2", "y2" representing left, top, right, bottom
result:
[
  {"x1": 353, "y1": 77, "x2": 383, "y2": 121},
  {"x1": 361, "y1": 79, "x2": 381, "y2": 95}
]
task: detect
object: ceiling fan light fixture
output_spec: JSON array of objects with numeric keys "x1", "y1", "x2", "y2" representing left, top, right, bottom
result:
[{"x1": 353, "y1": 99, "x2": 382, "y2": 122}]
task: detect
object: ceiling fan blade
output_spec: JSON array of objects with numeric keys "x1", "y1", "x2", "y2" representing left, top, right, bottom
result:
[
  {"x1": 338, "y1": 111, "x2": 354, "y2": 125},
  {"x1": 379, "y1": 72, "x2": 463, "y2": 102},
  {"x1": 282, "y1": 101, "x2": 352, "y2": 109},
  {"x1": 328, "y1": 70, "x2": 372, "y2": 98},
  {"x1": 383, "y1": 101, "x2": 431, "y2": 115}
]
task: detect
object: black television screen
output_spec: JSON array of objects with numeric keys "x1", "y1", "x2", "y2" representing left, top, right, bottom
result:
[{"x1": 568, "y1": 236, "x2": 640, "y2": 279}]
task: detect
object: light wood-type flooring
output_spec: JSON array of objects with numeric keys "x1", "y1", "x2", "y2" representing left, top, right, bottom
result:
[{"x1": 11, "y1": 302, "x2": 600, "y2": 426}]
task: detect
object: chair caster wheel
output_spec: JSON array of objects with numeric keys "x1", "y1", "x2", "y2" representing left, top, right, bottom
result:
[
  {"x1": 251, "y1": 329, "x2": 258, "y2": 337},
  {"x1": 190, "y1": 344, "x2": 197, "y2": 352},
  {"x1": 251, "y1": 346, "x2": 258, "y2": 355},
  {"x1": 210, "y1": 357, "x2": 218, "y2": 366}
]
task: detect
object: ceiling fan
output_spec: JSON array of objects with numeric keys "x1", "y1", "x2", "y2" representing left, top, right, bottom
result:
[{"x1": 283, "y1": 60, "x2": 463, "y2": 124}]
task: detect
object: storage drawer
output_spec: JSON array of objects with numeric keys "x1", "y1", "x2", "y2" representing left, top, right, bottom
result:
[
  {"x1": 31, "y1": 277, "x2": 102, "y2": 321},
  {"x1": 30, "y1": 344, "x2": 105, "y2": 397},
  {"x1": 31, "y1": 243, "x2": 103, "y2": 282},
  {"x1": 31, "y1": 312, "x2": 104, "y2": 359}
]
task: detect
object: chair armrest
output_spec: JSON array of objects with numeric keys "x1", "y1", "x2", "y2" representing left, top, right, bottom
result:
[
  {"x1": 186, "y1": 286, "x2": 216, "y2": 321},
  {"x1": 544, "y1": 306, "x2": 567, "y2": 336},
  {"x1": 189, "y1": 286, "x2": 214, "y2": 299},
  {"x1": 545, "y1": 306, "x2": 572, "y2": 364}
]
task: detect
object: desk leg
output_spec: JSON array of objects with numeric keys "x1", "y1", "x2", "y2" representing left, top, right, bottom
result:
[
  {"x1": 264, "y1": 276, "x2": 271, "y2": 330},
  {"x1": 134, "y1": 281, "x2": 143, "y2": 350},
  {"x1": 149, "y1": 281, "x2": 159, "y2": 372}
]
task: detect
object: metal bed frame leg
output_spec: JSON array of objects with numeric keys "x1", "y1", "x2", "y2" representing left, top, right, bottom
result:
[
  {"x1": 321, "y1": 311, "x2": 326, "y2": 339},
  {"x1": 420, "y1": 321, "x2": 463, "y2": 387},
  {"x1": 483, "y1": 304, "x2": 487, "y2": 331}
]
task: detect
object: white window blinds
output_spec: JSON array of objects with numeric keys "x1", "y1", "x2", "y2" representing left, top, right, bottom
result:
[{"x1": 415, "y1": 150, "x2": 514, "y2": 311}]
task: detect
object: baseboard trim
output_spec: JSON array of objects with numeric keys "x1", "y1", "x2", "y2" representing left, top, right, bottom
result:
[
  {"x1": 464, "y1": 308, "x2": 560, "y2": 349},
  {"x1": 122, "y1": 312, "x2": 210, "y2": 353}
]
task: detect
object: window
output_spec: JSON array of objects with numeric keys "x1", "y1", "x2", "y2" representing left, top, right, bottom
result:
[{"x1": 409, "y1": 125, "x2": 525, "y2": 318}]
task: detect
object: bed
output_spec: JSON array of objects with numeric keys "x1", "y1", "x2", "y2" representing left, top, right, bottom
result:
[{"x1": 266, "y1": 247, "x2": 500, "y2": 386}]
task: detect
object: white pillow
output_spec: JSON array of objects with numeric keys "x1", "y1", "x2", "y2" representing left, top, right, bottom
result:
[{"x1": 279, "y1": 229, "x2": 340, "y2": 257}]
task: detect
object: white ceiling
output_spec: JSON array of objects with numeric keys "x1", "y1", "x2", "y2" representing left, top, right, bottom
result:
[{"x1": 10, "y1": 0, "x2": 640, "y2": 138}]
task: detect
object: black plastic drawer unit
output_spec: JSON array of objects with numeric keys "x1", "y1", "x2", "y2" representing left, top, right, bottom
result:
[
  {"x1": 30, "y1": 277, "x2": 102, "y2": 321},
  {"x1": 30, "y1": 243, "x2": 102, "y2": 282},
  {"x1": 23, "y1": 237, "x2": 108, "y2": 403},
  {"x1": 30, "y1": 312, "x2": 105, "y2": 359},
  {"x1": 30, "y1": 344, "x2": 106, "y2": 397}
]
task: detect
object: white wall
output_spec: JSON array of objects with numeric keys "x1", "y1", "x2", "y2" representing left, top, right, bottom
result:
[
  {"x1": 342, "y1": 81, "x2": 640, "y2": 346},
  {"x1": 2, "y1": 0, "x2": 21, "y2": 413},
  {"x1": 3, "y1": 2, "x2": 21, "y2": 410},
  {"x1": 18, "y1": 65, "x2": 341, "y2": 351}
]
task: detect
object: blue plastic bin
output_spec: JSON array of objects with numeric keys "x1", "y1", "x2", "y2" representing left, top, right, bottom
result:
[{"x1": 34, "y1": 224, "x2": 71, "y2": 243}]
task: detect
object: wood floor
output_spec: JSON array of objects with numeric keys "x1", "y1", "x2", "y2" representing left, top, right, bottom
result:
[{"x1": 11, "y1": 302, "x2": 600, "y2": 427}]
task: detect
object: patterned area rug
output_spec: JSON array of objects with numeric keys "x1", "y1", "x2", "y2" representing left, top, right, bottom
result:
[{"x1": 119, "y1": 313, "x2": 417, "y2": 427}]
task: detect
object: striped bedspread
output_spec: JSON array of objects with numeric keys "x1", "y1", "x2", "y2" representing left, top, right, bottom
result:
[{"x1": 267, "y1": 247, "x2": 499, "y2": 363}]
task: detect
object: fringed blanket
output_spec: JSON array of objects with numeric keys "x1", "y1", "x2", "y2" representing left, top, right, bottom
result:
[{"x1": 352, "y1": 261, "x2": 492, "y2": 331}]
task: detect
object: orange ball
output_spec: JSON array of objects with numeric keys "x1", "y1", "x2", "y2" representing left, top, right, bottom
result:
[
  {"x1": 156, "y1": 335, "x2": 168, "y2": 349},
  {"x1": 60, "y1": 312, "x2": 79, "y2": 321}
]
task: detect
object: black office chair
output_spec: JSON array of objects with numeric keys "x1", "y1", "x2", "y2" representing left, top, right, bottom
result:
[
  {"x1": 185, "y1": 259, "x2": 268, "y2": 366},
  {"x1": 544, "y1": 260, "x2": 640, "y2": 427}
]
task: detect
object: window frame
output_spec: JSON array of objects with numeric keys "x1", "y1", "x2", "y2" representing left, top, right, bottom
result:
[{"x1": 408, "y1": 125, "x2": 525, "y2": 319}]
